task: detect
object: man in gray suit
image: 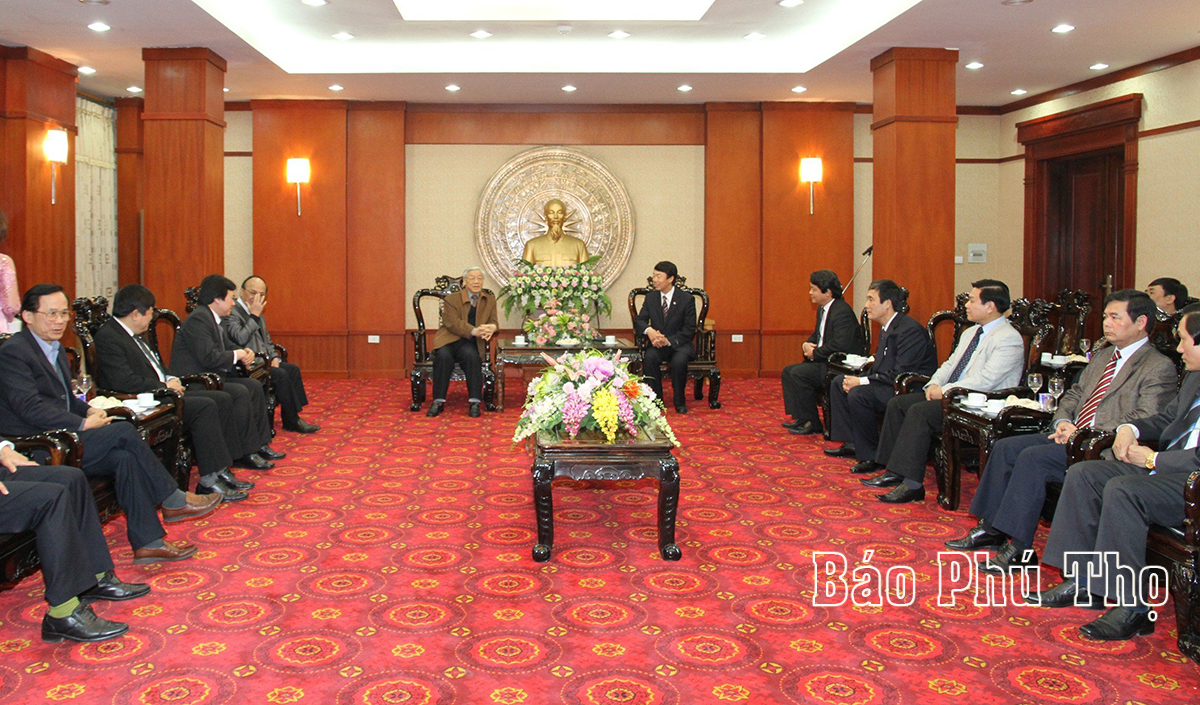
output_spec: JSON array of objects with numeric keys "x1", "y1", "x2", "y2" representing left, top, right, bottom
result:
[
  {"x1": 224, "y1": 276, "x2": 317, "y2": 434},
  {"x1": 861, "y1": 280, "x2": 1026, "y2": 503},
  {"x1": 1028, "y1": 303, "x2": 1200, "y2": 641},
  {"x1": 945, "y1": 290, "x2": 1178, "y2": 573}
]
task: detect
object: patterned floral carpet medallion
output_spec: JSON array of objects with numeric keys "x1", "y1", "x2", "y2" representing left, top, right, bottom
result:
[{"x1": 0, "y1": 379, "x2": 1196, "y2": 703}]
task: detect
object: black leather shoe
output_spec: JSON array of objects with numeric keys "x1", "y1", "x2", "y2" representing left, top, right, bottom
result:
[
  {"x1": 850, "y1": 460, "x2": 884, "y2": 475},
  {"x1": 824, "y1": 443, "x2": 856, "y2": 458},
  {"x1": 978, "y1": 541, "x2": 1038, "y2": 574},
  {"x1": 861, "y1": 471, "x2": 903, "y2": 487},
  {"x1": 196, "y1": 478, "x2": 250, "y2": 503},
  {"x1": 78, "y1": 571, "x2": 150, "y2": 602},
  {"x1": 259, "y1": 445, "x2": 286, "y2": 461},
  {"x1": 945, "y1": 523, "x2": 1007, "y2": 551},
  {"x1": 878, "y1": 485, "x2": 925, "y2": 503},
  {"x1": 236, "y1": 453, "x2": 274, "y2": 470},
  {"x1": 782, "y1": 419, "x2": 803, "y2": 430},
  {"x1": 1025, "y1": 580, "x2": 1106, "y2": 609},
  {"x1": 675, "y1": 404, "x2": 688, "y2": 414},
  {"x1": 427, "y1": 401, "x2": 444, "y2": 417},
  {"x1": 42, "y1": 604, "x2": 129, "y2": 643},
  {"x1": 789, "y1": 421, "x2": 821, "y2": 435},
  {"x1": 218, "y1": 469, "x2": 254, "y2": 490},
  {"x1": 469, "y1": 402, "x2": 482, "y2": 418},
  {"x1": 1080, "y1": 606, "x2": 1155, "y2": 641},
  {"x1": 283, "y1": 418, "x2": 320, "y2": 434}
]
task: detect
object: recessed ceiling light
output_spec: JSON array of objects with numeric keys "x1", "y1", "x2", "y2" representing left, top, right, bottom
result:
[
  {"x1": 744, "y1": 32, "x2": 766, "y2": 41},
  {"x1": 300, "y1": 0, "x2": 327, "y2": 6},
  {"x1": 609, "y1": 30, "x2": 630, "y2": 39},
  {"x1": 562, "y1": 85, "x2": 577, "y2": 93},
  {"x1": 678, "y1": 85, "x2": 693, "y2": 92},
  {"x1": 470, "y1": 30, "x2": 492, "y2": 39},
  {"x1": 88, "y1": 22, "x2": 111, "y2": 32},
  {"x1": 126, "y1": 86, "x2": 142, "y2": 93},
  {"x1": 791, "y1": 85, "x2": 807, "y2": 93},
  {"x1": 965, "y1": 61, "x2": 984, "y2": 70},
  {"x1": 1051, "y1": 24, "x2": 1075, "y2": 33},
  {"x1": 1011, "y1": 88, "x2": 1028, "y2": 95},
  {"x1": 332, "y1": 32, "x2": 354, "y2": 41},
  {"x1": 779, "y1": 0, "x2": 804, "y2": 7},
  {"x1": 77, "y1": 66, "x2": 97, "y2": 75},
  {"x1": 329, "y1": 84, "x2": 344, "y2": 91},
  {"x1": 1090, "y1": 63, "x2": 1109, "y2": 70},
  {"x1": 445, "y1": 84, "x2": 461, "y2": 92}
]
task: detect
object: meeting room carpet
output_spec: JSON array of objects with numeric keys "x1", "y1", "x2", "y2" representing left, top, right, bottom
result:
[{"x1": 0, "y1": 378, "x2": 1196, "y2": 704}]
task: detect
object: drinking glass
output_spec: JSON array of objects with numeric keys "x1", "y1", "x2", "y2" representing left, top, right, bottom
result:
[
  {"x1": 1078, "y1": 338, "x2": 1092, "y2": 356},
  {"x1": 1026, "y1": 372, "x2": 1043, "y2": 394},
  {"x1": 1048, "y1": 376, "x2": 1065, "y2": 401},
  {"x1": 75, "y1": 374, "x2": 93, "y2": 399}
]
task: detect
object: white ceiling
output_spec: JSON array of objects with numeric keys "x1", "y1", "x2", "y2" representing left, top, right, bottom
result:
[{"x1": 2, "y1": 0, "x2": 1198, "y2": 106}]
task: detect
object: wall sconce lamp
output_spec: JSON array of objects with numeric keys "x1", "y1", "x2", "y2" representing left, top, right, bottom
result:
[
  {"x1": 799, "y1": 157, "x2": 823, "y2": 215},
  {"x1": 286, "y1": 158, "x2": 311, "y2": 216},
  {"x1": 44, "y1": 129, "x2": 69, "y2": 205}
]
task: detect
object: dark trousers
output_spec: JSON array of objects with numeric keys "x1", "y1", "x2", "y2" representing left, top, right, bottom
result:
[
  {"x1": 222, "y1": 376, "x2": 272, "y2": 452},
  {"x1": 781, "y1": 360, "x2": 827, "y2": 426},
  {"x1": 269, "y1": 361, "x2": 309, "y2": 424},
  {"x1": 433, "y1": 338, "x2": 483, "y2": 401},
  {"x1": 78, "y1": 422, "x2": 175, "y2": 550},
  {"x1": 1043, "y1": 461, "x2": 1189, "y2": 605},
  {"x1": 968, "y1": 433, "x2": 1068, "y2": 547},
  {"x1": 181, "y1": 391, "x2": 232, "y2": 477},
  {"x1": 0, "y1": 465, "x2": 112, "y2": 605},
  {"x1": 878, "y1": 393, "x2": 945, "y2": 482},
  {"x1": 828, "y1": 375, "x2": 894, "y2": 461},
  {"x1": 642, "y1": 343, "x2": 695, "y2": 407}
]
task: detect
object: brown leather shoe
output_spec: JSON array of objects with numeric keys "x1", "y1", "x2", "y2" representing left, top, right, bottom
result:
[
  {"x1": 161, "y1": 493, "x2": 221, "y2": 523},
  {"x1": 133, "y1": 540, "x2": 198, "y2": 565}
]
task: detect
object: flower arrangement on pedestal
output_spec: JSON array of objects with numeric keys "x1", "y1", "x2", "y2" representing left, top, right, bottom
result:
[
  {"x1": 498, "y1": 258, "x2": 613, "y2": 320},
  {"x1": 523, "y1": 301, "x2": 600, "y2": 346},
  {"x1": 513, "y1": 350, "x2": 680, "y2": 447}
]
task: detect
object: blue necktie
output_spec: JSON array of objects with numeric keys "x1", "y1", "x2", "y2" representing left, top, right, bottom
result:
[{"x1": 947, "y1": 328, "x2": 984, "y2": 384}]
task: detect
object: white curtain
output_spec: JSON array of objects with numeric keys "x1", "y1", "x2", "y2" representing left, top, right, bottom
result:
[{"x1": 75, "y1": 96, "x2": 118, "y2": 299}]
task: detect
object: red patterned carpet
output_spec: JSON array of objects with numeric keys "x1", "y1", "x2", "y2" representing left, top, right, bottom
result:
[{"x1": 1, "y1": 378, "x2": 1197, "y2": 704}]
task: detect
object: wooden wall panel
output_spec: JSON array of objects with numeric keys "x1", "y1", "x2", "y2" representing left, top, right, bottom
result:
[
  {"x1": 407, "y1": 107, "x2": 705, "y2": 145},
  {"x1": 349, "y1": 335, "x2": 406, "y2": 379},
  {"x1": 270, "y1": 334, "x2": 348, "y2": 378},
  {"x1": 252, "y1": 101, "x2": 349, "y2": 374},
  {"x1": 115, "y1": 98, "x2": 143, "y2": 285},
  {"x1": 715, "y1": 333, "x2": 761, "y2": 378},
  {"x1": 760, "y1": 333, "x2": 808, "y2": 376},
  {"x1": 761, "y1": 104, "x2": 856, "y2": 336}
]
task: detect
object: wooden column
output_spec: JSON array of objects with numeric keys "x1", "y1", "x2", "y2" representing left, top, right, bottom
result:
[
  {"x1": 115, "y1": 97, "x2": 144, "y2": 286},
  {"x1": 0, "y1": 47, "x2": 78, "y2": 297},
  {"x1": 141, "y1": 47, "x2": 226, "y2": 313},
  {"x1": 870, "y1": 48, "x2": 958, "y2": 326}
]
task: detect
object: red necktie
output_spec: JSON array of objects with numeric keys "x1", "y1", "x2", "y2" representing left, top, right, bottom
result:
[
  {"x1": 661, "y1": 294, "x2": 669, "y2": 316},
  {"x1": 1075, "y1": 349, "x2": 1120, "y2": 429}
]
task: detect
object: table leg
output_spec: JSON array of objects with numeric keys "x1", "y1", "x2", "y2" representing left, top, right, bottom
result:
[
  {"x1": 657, "y1": 457, "x2": 682, "y2": 561},
  {"x1": 496, "y1": 357, "x2": 507, "y2": 412},
  {"x1": 532, "y1": 459, "x2": 554, "y2": 561}
]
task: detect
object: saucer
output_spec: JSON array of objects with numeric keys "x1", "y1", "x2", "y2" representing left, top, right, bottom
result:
[
  {"x1": 510, "y1": 342, "x2": 528, "y2": 347},
  {"x1": 960, "y1": 400, "x2": 986, "y2": 408}
]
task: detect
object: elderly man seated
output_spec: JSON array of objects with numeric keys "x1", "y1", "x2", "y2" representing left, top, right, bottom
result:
[{"x1": 427, "y1": 267, "x2": 497, "y2": 418}]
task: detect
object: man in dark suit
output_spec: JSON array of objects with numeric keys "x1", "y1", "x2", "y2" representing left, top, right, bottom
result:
[
  {"x1": 1, "y1": 441, "x2": 148, "y2": 642},
  {"x1": 1028, "y1": 303, "x2": 1200, "y2": 642},
  {"x1": 427, "y1": 267, "x2": 498, "y2": 418},
  {"x1": 634, "y1": 261, "x2": 697, "y2": 414},
  {"x1": 862, "y1": 280, "x2": 1026, "y2": 503},
  {"x1": 169, "y1": 275, "x2": 282, "y2": 469},
  {"x1": 1146, "y1": 277, "x2": 1188, "y2": 316},
  {"x1": 780, "y1": 270, "x2": 865, "y2": 436},
  {"x1": 947, "y1": 290, "x2": 1177, "y2": 572},
  {"x1": 825, "y1": 279, "x2": 937, "y2": 463},
  {"x1": 0, "y1": 284, "x2": 219, "y2": 564},
  {"x1": 94, "y1": 284, "x2": 252, "y2": 502},
  {"x1": 225, "y1": 275, "x2": 318, "y2": 433}
]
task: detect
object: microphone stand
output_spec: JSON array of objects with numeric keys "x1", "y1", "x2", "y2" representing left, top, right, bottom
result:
[{"x1": 844, "y1": 245, "x2": 874, "y2": 291}]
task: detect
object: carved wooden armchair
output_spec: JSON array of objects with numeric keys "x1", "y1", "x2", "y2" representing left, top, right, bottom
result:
[
  {"x1": 409, "y1": 274, "x2": 497, "y2": 412},
  {"x1": 627, "y1": 274, "x2": 721, "y2": 409},
  {"x1": 69, "y1": 297, "x2": 188, "y2": 489}
]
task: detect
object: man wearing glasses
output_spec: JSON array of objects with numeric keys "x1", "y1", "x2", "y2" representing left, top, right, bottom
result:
[{"x1": 0, "y1": 284, "x2": 219, "y2": 564}]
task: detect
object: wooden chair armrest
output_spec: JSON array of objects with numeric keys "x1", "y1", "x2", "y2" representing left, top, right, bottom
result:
[
  {"x1": 1184, "y1": 470, "x2": 1200, "y2": 548},
  {"x1": 696, "y1": 328, "x2": 717, "y2": 361},
  {"x1": 181, "y1": 373, "x2": 223, "y2": 390},
  {"x1": 273, "y1": 343, "x2": 288, "y2": 362},
  {"x1": 411, "y1": 329, "x2": 429, "y2": 363},
  {"x1": 1066, "y1": 428, "x2": 1116, "y2": 464},
  {"x1": 895, "y1": 373, "x2": 930, "y2": 394},
  {"x1": 6, "y1": 430, "x2": 83, "y2": 467},
  {"x1": 103, "y1": 406, "x2": 137, "y2": 421}
]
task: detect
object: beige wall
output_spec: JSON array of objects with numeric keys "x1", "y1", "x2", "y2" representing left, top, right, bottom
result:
[
  {"x1": 223, "y1": 111, "x2": 253, "y2": 288},
  {"x1": 405, "y1": 144, "x2": 705, "y2": 329}
]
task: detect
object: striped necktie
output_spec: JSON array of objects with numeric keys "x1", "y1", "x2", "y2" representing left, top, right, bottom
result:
[
  {"x1": 947, "y1": 328, "x2": 983, "y2": 384},
  {"x1": 1075, "y1": 349, "x2": 1120, "y2": 429},
  {"x1": 661, "y1": 294, "x2": 669, "y2": 316}
]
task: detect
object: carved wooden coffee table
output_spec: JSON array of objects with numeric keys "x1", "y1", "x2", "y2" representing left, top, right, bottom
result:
[{"x1": 531, "y1": 429, "x2": 681, "y2": 562}]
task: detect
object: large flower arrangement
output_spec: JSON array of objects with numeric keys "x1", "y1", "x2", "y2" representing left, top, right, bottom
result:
[
  {"x1": 523, "y1": 300, "x2": 601, "y2": 345},
  {"x1": 513, "y1": 350, "x2": 680, "y2": 447},
  {"x1": 498, "y1": 257, "x2": 612, "y2": 320}
]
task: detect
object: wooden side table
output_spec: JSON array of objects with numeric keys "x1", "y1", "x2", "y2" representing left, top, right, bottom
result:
[{"x1": 530, "y1": 429, "x2": 681, "y2": 562}]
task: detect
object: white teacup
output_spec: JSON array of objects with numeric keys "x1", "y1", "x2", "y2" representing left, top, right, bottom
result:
[
  {"x1": 844, "y1": 355, "x2": 863, "y2": 366},
  {"x1": 605, "y1": 335, "x2": 617, "y2": 345},
  {"x1": 137, "y1": 392, "x2": 155, "y2": 405},
  {"x1": 966, "y1": 392, "x2": 987, "y2": 406},
  {"x1": 984, "y1": 399, "x2": 1005, "y2": 413},
  {"x1": 1051, "y1": 355, "x2": 1068, "y2": 366},
  {"x1": 513, "y1": 335, "x2": 526, "y2": 345},
  {"x1": 1040, "y1": 352, "x2": 1053, "y2": 364}
]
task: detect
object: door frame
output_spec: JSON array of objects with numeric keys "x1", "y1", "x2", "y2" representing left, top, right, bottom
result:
[{"x1": 1017, "y1": 94, "x2": 1142, "y2": 299}]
